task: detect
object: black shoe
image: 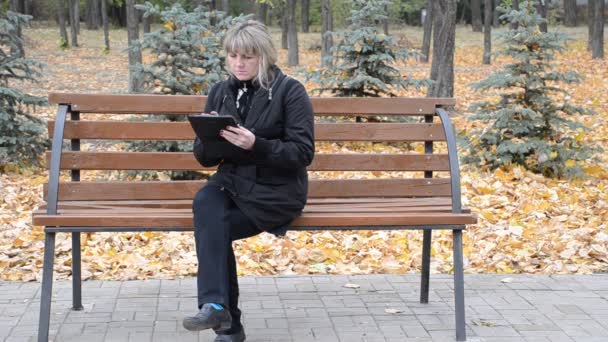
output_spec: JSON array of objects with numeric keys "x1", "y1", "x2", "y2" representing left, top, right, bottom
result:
[
  {"x1": 214, "y1": 328, "x2": 246, "y2": 342},
  {"x1": 183, "y1": 303, "x2": 232, "y2": 332}
]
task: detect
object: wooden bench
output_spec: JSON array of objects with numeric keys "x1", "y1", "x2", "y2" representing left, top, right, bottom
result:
[{"x1": 33, "y1": 93, "x2": 477, "y2": 341}]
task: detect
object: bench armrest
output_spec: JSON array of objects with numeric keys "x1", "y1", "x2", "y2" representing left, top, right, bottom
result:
[
  {"x1": 436, "y1": 107, "x2": 462, "y2": 214},
  {"x1": 46, "y1": 105, "x2": 69, "y2": 215}
]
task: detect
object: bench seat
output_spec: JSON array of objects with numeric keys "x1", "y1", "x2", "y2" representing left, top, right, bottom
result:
[{"x1": 34, "y1": 198, "x2": 476, "y2": 229}]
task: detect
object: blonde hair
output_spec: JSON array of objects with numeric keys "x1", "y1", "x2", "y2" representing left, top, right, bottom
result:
[{"x1": 222, "y1": 20, "x2": 277, "y2": 89}]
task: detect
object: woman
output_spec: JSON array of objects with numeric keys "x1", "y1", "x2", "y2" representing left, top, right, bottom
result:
[{"x1": 183, "y1": 20, "x2": 314, "y2": 342}]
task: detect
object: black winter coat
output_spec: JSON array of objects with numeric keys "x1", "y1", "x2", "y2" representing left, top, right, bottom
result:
[{"x1": 193, "y1": 67, "x2": 315, "y2": 237}]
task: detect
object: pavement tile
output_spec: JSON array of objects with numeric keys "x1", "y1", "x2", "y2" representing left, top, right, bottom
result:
[{"x1": 3, "y1": 274, "x2": 608, "y2": 341}]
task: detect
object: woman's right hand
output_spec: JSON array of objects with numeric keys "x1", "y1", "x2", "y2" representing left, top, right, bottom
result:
[{"x1": 208, "y1": 111, "x2": 218, "y2": 116}]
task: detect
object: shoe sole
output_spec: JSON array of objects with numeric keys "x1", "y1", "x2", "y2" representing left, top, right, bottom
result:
[{"x1": 183, "y1": 318, "x2": 232, "y2": 332}]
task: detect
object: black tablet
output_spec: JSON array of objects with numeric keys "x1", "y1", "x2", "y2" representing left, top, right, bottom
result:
[{"x1": 187, "y1": 114, "x2": 238, "y2": 142}]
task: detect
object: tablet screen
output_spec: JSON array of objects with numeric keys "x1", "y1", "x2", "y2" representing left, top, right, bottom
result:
[{"x1": 187, "y1": 114, "x2": 238, "y2": 142}]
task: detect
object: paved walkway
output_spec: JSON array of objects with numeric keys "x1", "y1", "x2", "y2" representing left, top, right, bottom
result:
[{"x1": 1, "y1": 274, "x2": 608, "y2": 342}]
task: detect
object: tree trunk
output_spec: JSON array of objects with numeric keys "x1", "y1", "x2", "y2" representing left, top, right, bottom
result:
[
  {"x1": 10, "y1": 0, "x2": 23, "y2": 40},
  {"x1": 126, "y1": 0, "x2": 143, "y2": 92},
  {"x1": 591, "y1": 0, "x2": 605, "y2": 59},
  {"x1": 321, "y1": 0, "x2": 333, "y2": 67},
  {"x1": 86, "y1": 0, "x2": 101, "y2": 29},
  {"x1": 24, "y1": 0, "x2": 33, "y2": 15},
  {"x1": 421, "y1": 0, "x2": 433, "y2": 63},
  {"x1": 483, "y1": 0, "x2": 492, "y2": 64},
  {"x1": 564, "y1": 0, "x2": 577, "y2": 26},
  {"x1": 101, "y1": 0, "x2": 110, "y2": 51},
  {"x1": 302, "y1": 0, "x2": 310, "y2": 33},
  {"x1": 10, "y1": 0, "x2": 20, "y2": 12},
  {"x1": 58, "y1": 0, "x2": 69, "y2": 47},
  {"x1": 69, "y1": 0, "x2": 79, "y2": 47},
  {"x1": 73, "y1": 0, "x2": 80, "y2": 33},
  {"x1": 471, "y1": 0, "x2": 482, "y2": 32},
  {"x1": 537, "y1": 1, "x2": 547, "y2": 33},
  {"x1": 511, "y1": 0, "x2": 519, "y2": 30},
  {"x1": 281, "y1": 4, "x2": 288, "y2": 49},
  {"x1": 457, "y1": 0, "x2": 467, "y2": 24},
  {"x1": 287, "y1": 0, "x2": 299, "y2": 66},
  {"x1": 143, "y1": 15, "x2": 150, "y2": 34},
  {"x1": 257, "y1": 2, "x2": 268, "y2": 25},
  {"x1": 493, "y1": 0, "x2": 500, "y2": 27},
  {"x1": 588, "y1": 0, "x2": 595, "y2": 51},
  {"x1": 383, "y1": 5, "x2": 389, "y2": 35},
  {"x1": 427, "y1": 0, "x2": 456, "y2": 98}
]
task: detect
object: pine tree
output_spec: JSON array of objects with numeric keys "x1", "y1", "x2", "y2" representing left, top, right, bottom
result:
[
  {"x1": 464, "y1": 0, "x2": 598, "y2": 179},
  {"x1": 127, "y1": 3, "x2": 248, "y2": 180},
  {"x1": 306, "y1": 0, "x2": 422, "y2": 98},
  {"x1": 0, "y1": 11, "x2": 48, "y2": 172},
  {"x1": 132, "y1": 2, "x2": 246, "y2": 96}
]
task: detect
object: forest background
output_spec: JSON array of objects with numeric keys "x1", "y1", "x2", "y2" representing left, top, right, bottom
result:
[{"x1": 0, "y1": 0, "x2": 607, "y2": 282}]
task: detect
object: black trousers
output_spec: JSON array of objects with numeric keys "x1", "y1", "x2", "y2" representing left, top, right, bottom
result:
[{"x1": 193, "y1": 184, "x2": 264, "y2": 334}]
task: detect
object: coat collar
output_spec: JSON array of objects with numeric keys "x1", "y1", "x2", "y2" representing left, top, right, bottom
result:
[{"x1": 223, "y1": 66, "x2": 287, "y2": 128}]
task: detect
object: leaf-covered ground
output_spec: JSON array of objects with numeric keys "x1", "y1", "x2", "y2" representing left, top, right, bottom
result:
[{"x1": 1, "y1": 25, "x2": 607, "y2": 281}]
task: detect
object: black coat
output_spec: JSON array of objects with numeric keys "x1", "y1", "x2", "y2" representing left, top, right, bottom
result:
[{"x1": 193, "y1": 67, "x2": 315, "y2": 237}]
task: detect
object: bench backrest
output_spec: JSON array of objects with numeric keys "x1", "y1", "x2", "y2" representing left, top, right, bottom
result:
[{"x1": 44, "y1": 93, "x2": 461, "y2": 213}]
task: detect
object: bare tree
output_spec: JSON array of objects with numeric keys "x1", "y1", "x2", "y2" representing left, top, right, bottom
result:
[
  {"x1": 591, "y1": 0, "x2": 604, "y2": 59},
  {"x1": 101, "y1": 0, "x2": 110, "y2": 51},
  {"x1": 382, "y1": 4, "x2": 389, "y2": 35},
  {"x1": 321, "y1": 0, "x2": 333, "y2": 67},
  {"x1": 57, "y1": 0, "x2": 69, "y2": 47},
  {"x1": 537, "y1": 1, "x2": 547, "y2": 33},
  {"x1": 302, "y1": 0, "x2": 310, "y2": 33},
  {"x1": 126, "y1": 0, "x2": 143, "y2": 92},
  {"x1": 588, "y1": 0, "x2": 594, "y2": 51},
  {"x1": 142, "y1": 14, "x2": 151, "y2": 34},
  {"x1": 483, "y1": 0, "x2": 492, "y2": 64},
  {"x1": 493, "y1": 0, "x2": 500, "y2": 27},
  {"x1": 287, "y1": 0, "x2": 299, "y2": 66},
  {"x1": 281, "y1": 3, "x2": 288, "y2": 49},
  {"x1": 257, "y1": 2, "x2": 268, "y2": 24},
  {"x1": 511, "y1": 0, "x2": 519, "y2": 30},
  {"x1": 564, "y1": 0, "x2": 577, "y2": 26},
  {"x1": 10, "y1": 0, "x2": 23, "y2": 40},
  {"x1": 427, "y1": 0, "x2": 456, "y2": 98},
  {"x1": 86, "y1": 0, "x2": 101, "y2": 29},
  {"x1": 421, "y1": 0, "x2": 433, "y2": 63},
  {"x1": 471, "y1": 0, "x2": 482, "y2": 32},
  {"x1": 68, "y1": 0, "x2": 79, "y2": 47}
]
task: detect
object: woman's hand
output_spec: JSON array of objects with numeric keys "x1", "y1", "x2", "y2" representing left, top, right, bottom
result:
[{"x1": 220, "y1": 125, "x2": 256, "y2": 150}]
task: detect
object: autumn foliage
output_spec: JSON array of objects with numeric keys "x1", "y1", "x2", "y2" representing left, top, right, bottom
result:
[{"x1": 0, "y1": 21, "x2": 607, "y2": 281}]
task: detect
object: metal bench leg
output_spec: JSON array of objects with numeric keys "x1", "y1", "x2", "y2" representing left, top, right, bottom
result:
[
  {"x1": 38, "y1": 231, "x2": 56, "y2": 342},
  {"x1": 72, "y1": 232, "x2": 83, "y2": 311},
  {"x1": 453, "y1": 229, "x2": 466, "y2": 341},
  {"x1": 420, "y1": 229, "x2": 432, "y2": 304}
]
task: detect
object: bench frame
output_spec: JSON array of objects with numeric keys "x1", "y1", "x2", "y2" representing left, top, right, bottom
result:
[{"x1": 37, "y1": 94, "x2": 471, "y2": 341}]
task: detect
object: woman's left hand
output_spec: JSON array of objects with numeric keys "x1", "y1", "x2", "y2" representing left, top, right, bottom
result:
[{"x1": 220, "y1": 125, "x2": 256, "y2": 150}]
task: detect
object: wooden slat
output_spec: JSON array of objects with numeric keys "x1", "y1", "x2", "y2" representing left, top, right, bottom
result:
[
  {"x1": 43, "y1": 179, "x2": 451, "y2": 201},
  {"x1": 49, "y1": 121, "x2": 447, "y2": 142},
  {"x1": 48, "y1": 93, "x2": 455, "y2": 115},
  {"x1": 39, "y1": 197, "x2": 458, "y2": 210},
  {"x1": 45, "y1": 152, "x2": 450, "y2": 171},
  {"x1": 33, "y1": 212, "x2": 477, "y2": 227},
  {"x1": 49, "y1": 93, "x2": 206, "y2": 114}
]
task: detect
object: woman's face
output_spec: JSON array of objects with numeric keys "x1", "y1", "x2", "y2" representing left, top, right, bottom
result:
[{"x1": 227, "y1": 51, "x2": 259, "y2": 81}]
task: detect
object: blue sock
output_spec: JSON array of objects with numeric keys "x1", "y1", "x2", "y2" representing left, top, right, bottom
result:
[{"x1": 209, "y1": 303, "x2": 224, "y2": 310}]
